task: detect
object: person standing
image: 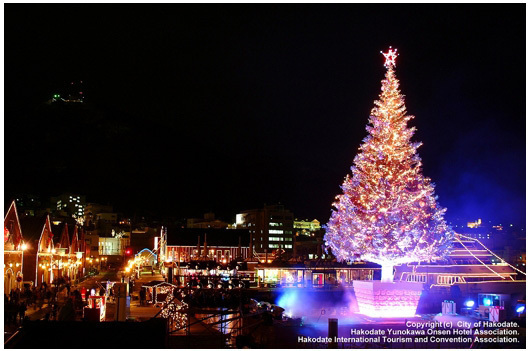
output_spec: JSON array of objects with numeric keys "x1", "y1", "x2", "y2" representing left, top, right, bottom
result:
[
  {"x1": 139, "y1": 288, "x2": 145, "y2": 306},
  {"x1": 18, "y1": 302, "x2": 27, "y2": 323},
  {"x1": 51, "y1": 303, "x2": 58, "y2": 321}
]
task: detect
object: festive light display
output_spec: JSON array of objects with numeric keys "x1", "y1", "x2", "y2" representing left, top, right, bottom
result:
[
  {"x1": 353, "y1": 281, "x2": 422, "y2": 318},
  {"x1": 324, "y1": 48, "x2": 454, "y2": 282},
  {"x1": 160, "y1": 288, "x2": 188, "y2": 330}
]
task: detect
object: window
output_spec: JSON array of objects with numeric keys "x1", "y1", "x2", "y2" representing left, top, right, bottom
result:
[
  {"x1": 406, "y1": 274, "x2": 426, "y2": 283},
  {"x1": 269, "y1": 244, "x2": 279, "y2": 248},
  {"x1": 284, "y1": 244, "x2": 292, "y2": 249},
  {"x1": 269, "y1": 230, "x2": 283, "y2": 234},
  {"x1": 437, "y1": 275, "x2": 462, "y2": 285}
]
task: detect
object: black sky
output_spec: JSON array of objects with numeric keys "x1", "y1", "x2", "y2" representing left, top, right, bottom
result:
[{"x1": 4, "y1": 4, "x2": 526, "y2": 225}]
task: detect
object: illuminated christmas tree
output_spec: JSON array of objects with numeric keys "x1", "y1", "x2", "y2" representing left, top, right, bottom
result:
[{"x1": 324, "y1": 48, "x2": 454, "y2": 282}]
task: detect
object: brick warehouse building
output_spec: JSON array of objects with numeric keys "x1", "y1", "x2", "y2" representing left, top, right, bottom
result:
[{"x1": 163, "y1": 228, "x2": 251, "y2": 263}]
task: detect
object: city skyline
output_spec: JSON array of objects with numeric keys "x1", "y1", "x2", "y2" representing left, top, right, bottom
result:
[{"x1": 5, "y1": 4, "x2": 525, "y2": 226}]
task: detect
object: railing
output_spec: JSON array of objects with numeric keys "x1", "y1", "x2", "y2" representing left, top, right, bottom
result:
[{"x1": 4, "y1": 328, "x2": 22, "y2": 348}]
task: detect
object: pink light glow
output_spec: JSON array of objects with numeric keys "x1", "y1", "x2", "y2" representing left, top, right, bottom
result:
[{"x1": 353, "y1": 281, "x2": 422, "y2": 318}]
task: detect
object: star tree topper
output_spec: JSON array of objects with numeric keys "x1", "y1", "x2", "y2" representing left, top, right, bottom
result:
[{"x1": 381, "y1": 46, "x2": 399, "y2": 68}]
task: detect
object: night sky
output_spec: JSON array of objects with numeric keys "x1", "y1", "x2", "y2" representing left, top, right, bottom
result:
[{"x1": 5, "y1": 4, "x2": 526, "y2": 225}]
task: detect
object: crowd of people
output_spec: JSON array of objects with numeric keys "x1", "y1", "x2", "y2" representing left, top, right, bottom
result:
[
  {"x1": 4, "y1": 278, "x2": 94, "y2": 326},
  {"x1": 4, "y1": 291, "x2": 27, "y2": 326}
]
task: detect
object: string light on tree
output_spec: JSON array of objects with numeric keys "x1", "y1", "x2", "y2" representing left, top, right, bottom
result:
[{"x1": 324, "y1": 47, "x2": 454, "y2": 283}]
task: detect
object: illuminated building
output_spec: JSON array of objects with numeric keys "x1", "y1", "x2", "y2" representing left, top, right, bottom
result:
[
  {"x1": 395, "y1": 233, "x2": 526, "y2": 293},
  {"x1": 4, "y1": 201, "x2": 25, "y2": 293},
  {"x1": 255, "y1": 261, "x2": 378, "y2": 287},
  {"x1": 51, "y1": 193, "x2": 86, "y2": 220},
  {"x1": 467, "y1": 218, "x2": 482, "y2": 228},
  {"x1": 20, "y1": 215, "x2": 56, "y2": 287},
  {"x1": 235, "y1": 204, "x2": 294, "y2": 253},
  {"x1": 99, "y1": 235, "x2": 130, "y2": 256},
  {"x1": 293, "y1": 219, "x2": 321, "y2": 236},
  {"x1": 51, "y1": 221, "x2": 84, "y2": 281},
  {"x1": 163, "y1": 228, "x2": 251, "y2": 263}
]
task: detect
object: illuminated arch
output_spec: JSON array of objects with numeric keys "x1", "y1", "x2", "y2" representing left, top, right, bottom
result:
[{"x1": 136, "y1": 248, "x2": 157, "y2": 266}]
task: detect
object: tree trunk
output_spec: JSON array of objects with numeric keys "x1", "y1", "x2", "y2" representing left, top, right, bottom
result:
[{"x1": 381, "y1": 264, "x2": 394, "y2": 283}]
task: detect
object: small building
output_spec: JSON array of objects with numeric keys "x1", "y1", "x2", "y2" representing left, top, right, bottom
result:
[
  {"x1": 20, "y1": 215, "x2": 55, "y2": 287},
  {"x1": 4, "y1": 201, "x2": 26, "y2": 293},
  {"x1": 52, "y1": 221, "x2": 84, "y2": 282},
  {"x1": 141, "y1": 281, "x2": 177, "y2": 305},
  {"x1": 255, "y1": 261, "x2": 378, "y2": 288}
]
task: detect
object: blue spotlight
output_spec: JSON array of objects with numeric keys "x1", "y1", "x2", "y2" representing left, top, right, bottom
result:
[
  {"x1": 516, "y1": 306, "x2": 525, "y2": 313},
  {"x1": 465, "y1": 300, "x2": 475, "y2": 308},
  {"x1": 483, "y1": 298, "x2": 492, "y2": 306}
]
